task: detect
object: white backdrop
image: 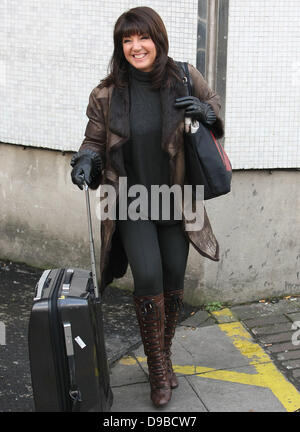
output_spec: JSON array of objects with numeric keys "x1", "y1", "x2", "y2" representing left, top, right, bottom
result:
[
  {"x1": 225, "y1": 0, "x2": 300, "y2": 169},
  {"x1": 0, "y1": 0, "x2": 197, "y2": 152},
  {"x1": 2, "y1": 0, "x2": 298, "y2": 169}
]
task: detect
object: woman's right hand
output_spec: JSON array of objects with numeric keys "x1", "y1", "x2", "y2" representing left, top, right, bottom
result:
[
  {"x1": 71, "y1": 156, "x2": 94, "y2": 190},
  {"x1": 70, "y1": 149, "x2": 103, "y2": 190}
]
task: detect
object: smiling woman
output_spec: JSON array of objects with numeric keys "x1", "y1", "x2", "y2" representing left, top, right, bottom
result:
[
  {"x1": 122, "y1": 33, "x2": 157, "y2": 72},
  {"x1": 70, "y1": 5, "x2": 224, "y2": 410},
  {"x1": 100, "y1": 6, "x2": 182, "y2": 89}
]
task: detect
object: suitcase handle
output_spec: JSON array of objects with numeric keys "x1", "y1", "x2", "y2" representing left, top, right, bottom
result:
[{"x1": 79, "y1": 175, "x2": 100, "y2": 301}]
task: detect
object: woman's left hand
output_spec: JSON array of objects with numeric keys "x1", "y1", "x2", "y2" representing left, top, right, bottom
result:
[{"x1": 174, "y1": 96, "x2": 217, "y2": 126}]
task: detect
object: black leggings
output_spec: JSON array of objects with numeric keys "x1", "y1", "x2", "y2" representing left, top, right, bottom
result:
[{"x1": 117, "y1": 219, "x2": 190, "y2": 297}]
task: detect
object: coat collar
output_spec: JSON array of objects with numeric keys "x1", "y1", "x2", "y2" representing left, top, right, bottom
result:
[{"x1": 108, "y1": 74, "x2": 187, "y2": 158}]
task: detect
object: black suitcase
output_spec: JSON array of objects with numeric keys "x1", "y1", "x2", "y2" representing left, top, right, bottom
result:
[{"x1": 28, "y1": 182, "x2": 113, "y2": 412}]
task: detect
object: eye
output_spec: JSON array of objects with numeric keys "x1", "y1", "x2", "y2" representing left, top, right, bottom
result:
[{"x1": 141, "y1": 35, "x2": 150, "y2": 40}]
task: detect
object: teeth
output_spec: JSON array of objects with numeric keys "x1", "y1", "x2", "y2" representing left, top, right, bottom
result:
[{"x1": 134, "y1": 54, "x2": 146, "y2": 59}]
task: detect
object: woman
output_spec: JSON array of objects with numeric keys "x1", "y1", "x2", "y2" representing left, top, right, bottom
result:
[{"x1": 70, "y1": 6, "x2": 224, "y2": 408}]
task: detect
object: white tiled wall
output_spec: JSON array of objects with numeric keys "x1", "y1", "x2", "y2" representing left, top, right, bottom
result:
[
  {"x1": 0, "y1": 0, "x2": 197, "y2": 152},
  {"x1": 225, "y1": 0, "x2": 300, "y2": 169}
]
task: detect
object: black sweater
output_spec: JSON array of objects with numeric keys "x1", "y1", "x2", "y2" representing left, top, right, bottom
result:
[{"x1": 122, "y1": 65, "x2": 178, "y2": 224}]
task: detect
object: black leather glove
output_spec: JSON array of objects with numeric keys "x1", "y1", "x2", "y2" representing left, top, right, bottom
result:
[
  {"x1": 174, "y1": 96, "x2": 217, "y2": 126},
  {"x1": 70, "y1": 149, "x2": 103, "y2": 190}
]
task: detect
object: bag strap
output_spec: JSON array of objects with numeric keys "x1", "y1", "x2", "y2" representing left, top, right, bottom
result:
[
  {"x1": 183, "y1": 62, "x2": 193, "y2": 96},
  {"x1": 175, "y1": 61, "x2": 194, "y2": 96}
]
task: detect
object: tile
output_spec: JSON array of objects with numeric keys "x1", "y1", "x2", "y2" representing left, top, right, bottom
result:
[
  {"x1": 185, "y1": 375, "x2": 286, "y2": 412},
  {"x1": 286, "y1": 312, "x2": 300, "y2": 323},
  {"x1": 282, "y1": 359, "x2": 300, "y2": 370},
  {"x1": 180, "y1": 310, "x2": 212, "y2": 327},
  {"x1": 132, "y1": 325, "x2": 258, "y2": 374},
  {"x1": 260, "y1": 331, "x2": 295, "y2": 344},
  {"x1": 251, "y1": 323, "x2": 294, "y2": 336},
  {"x1": 110, "y1": 355, "x2": 148, "y2": 387},
  {"x1": 266, "y1": 342, "x2": 300, "y2": 354},
  {"x1": 232, "y1": 299, "x2": 300, "y2": 320},
  {"x1": 110, "y1": 376, "x2": 207, "y2": 412},
  {"x1": 276, "y1": 351, "x2": 300, "y2": 361},
  {"x1": 243, "y1": 314, "x2": 290, "y2": 328}
]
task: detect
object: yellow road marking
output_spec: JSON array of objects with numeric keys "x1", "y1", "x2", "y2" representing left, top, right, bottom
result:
[
  {"x1": 219, "y1": 321, "x2": 300, "y2": 411},
  {"x1": 211, "y1": 307, "x2": 236, "y2": 322},
  {"x1": 119, "y1": 308, "x2": 300, "y2": 411},
  {"x1": 119, "y1": 356, "x2": 137, "y2": 366}
]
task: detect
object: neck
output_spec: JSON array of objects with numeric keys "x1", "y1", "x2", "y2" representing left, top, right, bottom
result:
[{"x1": 129, "y1": 64, "x2": 152, "y2": 82}]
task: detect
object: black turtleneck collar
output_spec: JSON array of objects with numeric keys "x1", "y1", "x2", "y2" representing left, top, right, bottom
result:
[{"x1": 128, "y1": 64, "x2": 152, "y2": 83}]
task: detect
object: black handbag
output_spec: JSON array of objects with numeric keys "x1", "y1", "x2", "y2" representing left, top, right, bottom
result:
[{"x1": 178, "y1": 62, "x2": 232, "y2": 200}]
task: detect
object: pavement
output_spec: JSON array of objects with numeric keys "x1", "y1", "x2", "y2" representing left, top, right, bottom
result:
[{"x1": 1, "y1": 259, "x2": 300, "y2": 412}]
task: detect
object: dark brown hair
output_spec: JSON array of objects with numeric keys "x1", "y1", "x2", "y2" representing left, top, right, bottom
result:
[{"x1": 99, "y1": 6, "x2": 181, "y2": 90}]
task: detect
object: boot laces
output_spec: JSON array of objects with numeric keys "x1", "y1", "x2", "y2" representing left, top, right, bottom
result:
[{"x1": 137, "y1": 299, "x2": 168, "y2": 388}]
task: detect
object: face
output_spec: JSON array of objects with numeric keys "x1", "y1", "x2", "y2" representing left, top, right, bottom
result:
[{"x1": 122, "y1": 33, "x2": 157, "y2": 72}]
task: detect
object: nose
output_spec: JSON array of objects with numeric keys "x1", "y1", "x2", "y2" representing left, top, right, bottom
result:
[{"x1": 131, "y1": 37, "x2": 143, "y2": 52}]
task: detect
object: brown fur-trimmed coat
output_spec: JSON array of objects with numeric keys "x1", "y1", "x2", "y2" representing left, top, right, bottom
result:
[{"x1": 78, "y1": 62, "x2": 224, "y2": 293}]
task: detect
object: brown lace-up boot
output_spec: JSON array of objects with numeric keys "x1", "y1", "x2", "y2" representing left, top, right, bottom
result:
[
  {"x1": 164, "y1": 289, "x2": 184, "y2": 389},
  {"x1": 133, "y1": 293, "x2": 172, "y2": 408}
]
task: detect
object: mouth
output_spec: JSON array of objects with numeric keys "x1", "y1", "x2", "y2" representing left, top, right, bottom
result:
[{"x1": 132, "y1": 53, "x2": 148, "y2": 60}]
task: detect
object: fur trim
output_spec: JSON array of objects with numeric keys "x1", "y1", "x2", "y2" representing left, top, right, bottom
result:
[
  {"x1": 108, "y1": 86, "x2": 130, "y2": 140},
  {"x1": 159, "y1": 78, "x2": 186, "y2": 156},
  {"x1": 208, "y1": 117, "x2": 224, "y2": 139}
]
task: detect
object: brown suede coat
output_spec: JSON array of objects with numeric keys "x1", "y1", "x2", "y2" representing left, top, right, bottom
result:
[{"x1": 78, "y1": 62, "x2": 224, "y2": 293}]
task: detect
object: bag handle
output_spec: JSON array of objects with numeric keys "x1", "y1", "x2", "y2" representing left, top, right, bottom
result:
[
  {"x1": 183, "y1": 62, "x2": 193, "y2": 96},
  {"x1": 176, "y1": 61, "x2": 199, "y2": 133},
  {"x1": 176, "y1": 61, "x2": 194, "y2": 96}
]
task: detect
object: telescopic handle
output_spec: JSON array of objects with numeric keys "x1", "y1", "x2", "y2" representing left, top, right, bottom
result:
[{"x1": 80, "y1": 176, "x2": 100, "y2": 301}]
